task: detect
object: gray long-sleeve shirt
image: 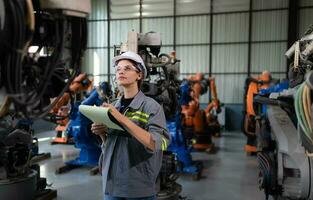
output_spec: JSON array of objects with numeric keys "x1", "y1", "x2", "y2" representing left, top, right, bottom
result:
[{"x1": 100, "y1": 91, "x2": 170, "y2": 198}]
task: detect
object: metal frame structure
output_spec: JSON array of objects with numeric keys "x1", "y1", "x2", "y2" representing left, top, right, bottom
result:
[{"x1": 85, "y1": 0, "x2": 309, "y2": 89}]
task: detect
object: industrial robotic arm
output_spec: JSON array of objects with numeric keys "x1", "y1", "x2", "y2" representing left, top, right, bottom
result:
[
  {"x1": 242, "y1": 71, "x2": 273, "y2": 153},
  {"x1": 204, "y1": 77, "x2": 220, "y2": 119},
  {"x1": 48, "y1": 73, "x2": 92, "y2": 144},
  {"x1": 0, "y1": 0, "x2": 90, "y2": 199},
  {"x1": 49, "y1": 73, "x2": 92, "y2": 116},
  {"x1": 181, "y1": 73, "x2": 221, "y2": 151},
  {"x1": 0, "y1": 0, "x2": 89, "y2": 119},
  {"x1": 54, "y1": 82, "x2": 112, "y2": 174},
  {"x1": 256, "y1": 25, "x2": 313, "y2": 200},
  {"x1": 181, "y1": 73, "x2": 221, "y2": 124}
]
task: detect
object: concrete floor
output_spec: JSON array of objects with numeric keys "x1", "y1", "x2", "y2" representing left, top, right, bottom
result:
[{"x1": 36, "y1": 131, "x2": 267, "y2": 200}]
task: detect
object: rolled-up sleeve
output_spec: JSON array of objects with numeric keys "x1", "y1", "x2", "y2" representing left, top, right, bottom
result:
[{"x1": 146, "y1": 106, "x2": 171, "y2": 152}]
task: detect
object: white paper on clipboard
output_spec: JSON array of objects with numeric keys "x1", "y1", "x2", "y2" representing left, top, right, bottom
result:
[{"x1": 78, "y1": 105, "x2": 124, "y2": 131}]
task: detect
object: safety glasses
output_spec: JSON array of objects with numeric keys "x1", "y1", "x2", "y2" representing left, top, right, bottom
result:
[{"x1": 115, "y1": 65, "x2": 139, "y2": 73}]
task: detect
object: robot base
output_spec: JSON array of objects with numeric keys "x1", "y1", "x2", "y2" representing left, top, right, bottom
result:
[
  {"x1": 0, "y1": 169, "x2": 57, "y2": 200},
  {"x1": 0, "y1": 170, "x2": 37, "y2": 200},
  {"x1": 157, "y1": 183, "x2": 182, "y2": 200},
  {"x1": 55, "y1": 147, "x2": 101, "y2": 175}
]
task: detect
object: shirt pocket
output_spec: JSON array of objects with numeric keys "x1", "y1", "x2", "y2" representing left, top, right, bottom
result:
[
  {"x1": 134, "y1": 161, "x2": 154, "y2": 185},
  {"x1": 127, "y1": 137, "x2": 153, "y2": 167}
]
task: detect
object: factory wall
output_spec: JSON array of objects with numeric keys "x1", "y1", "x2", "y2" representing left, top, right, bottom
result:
[
  {"x1": 299, "y1": 0, "x2": 313, "y2": 36},
  {"x1": 83, "y1": 0, "x2": 309, "y2": 129},
  {"x1": 84, "y1": 0, "x2": 109, "y2": 84}
]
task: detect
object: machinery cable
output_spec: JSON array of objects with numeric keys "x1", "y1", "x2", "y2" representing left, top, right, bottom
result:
[
  {"x1": 303, "y1": 85, "x2": 312, "y2": 131},
  {"x1": 35, "y1": 18, "x2": 87, "y2": 118},
  {"x1": 295, "y1": 82, "x2": 313, "y2": 144},
  {"x1": 1, "y1": 3, "x2": 86, "y2": 118}
]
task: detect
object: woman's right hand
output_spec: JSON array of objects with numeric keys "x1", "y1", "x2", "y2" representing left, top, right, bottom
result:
[{"x1": 91, "y1": 123, "x2": 108, "y2": 141}]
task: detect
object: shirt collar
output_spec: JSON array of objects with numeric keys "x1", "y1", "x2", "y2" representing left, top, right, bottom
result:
[{"x1": 114, "y1": 90, "x2": 145, "y2": 110}]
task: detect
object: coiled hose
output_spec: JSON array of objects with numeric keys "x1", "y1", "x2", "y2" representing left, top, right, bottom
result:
[{"x1": 294, "y1": 82, "x2": 313, "y2": 144}]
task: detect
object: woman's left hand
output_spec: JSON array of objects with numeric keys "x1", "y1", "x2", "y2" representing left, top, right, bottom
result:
[{"x1": 102, "y1": 102, "x2": 126, "y2": 123}]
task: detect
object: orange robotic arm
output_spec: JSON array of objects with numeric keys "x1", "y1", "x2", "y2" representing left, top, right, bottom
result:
[
  {"x1": 204, "y1": 77, "x2": 219, "y2": 114},
  {"x1": 182, "y1": 73, "x2": 208, "y2": 127},
  {"x1": 50, "y1": 73, "x2": 92, "y2": 116},
  {"x1": 245, "y1": 71, "x2": 271, "y2": 117}
]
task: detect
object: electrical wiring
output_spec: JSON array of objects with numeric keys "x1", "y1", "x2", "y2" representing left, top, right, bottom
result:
[
  {"x1": 257, "y1": 152, "x2": 271, "y2": 190},
  {"x1": 303, "y1": 85, "x2": 312, "y2": 131},
  {"x1": 25, "y1": 19, "x2": 63, "y2": 105},
  {"x1": 258, "y1": 161, "x2": 269, "y2": 183},
  {"x1": 0, "y1": 96, "x2": 11, "y2": 118},
  {"x1": 305, "y1": 85, "x2": 312, "y2": 127},
  {"x1": 259, "y1": 152, "x2": 271, "y2": 170},
  {"x1": 4, "y1": 0, "x2": 19, "y2": 94},
  {"x1": 257, "y1": 150, "x2": 277, "y2": 200},
  {"x1": 259, "y1": 154, "x2": 271, "y2": 178},
  {"x1": 25, "y1": 0, "x2": 34, "y2": 31},
  {"x1": 1, "y1": 1, "x2": 87, "y2": 119},
  {"x1": 7, "y1": 20, "x2": 61, "y2": 108},
  {"x1": 258, "y1": 153, "x2": 268, "y2": 171},
  {"x1": 295, "y1": 85, "x2": 307, "y2": 134},
  {"x1": 3, "y1": 0, "x2": 29, "y2": 103},
  {"x1": 295, "y1": 82, "x2": 313, "y2": 144},
  {"x1": 33, "y1": 18, "x2": 87, "y2": 118},
  {"x1": 297, "y1": 85, "x2": 312, "y2": 142},
  {"x1": 14, "y1": 0, "x2": 25, "y2": 97},
  {"x1": 22, "y1": 0, "x2": 34, "y2": 53},
  {"x1": 300, "y1": 84, "x2": 312, "y2": 139},
  {"x1": 303, "y1": 85, "x2": 311, "y2": 131}
]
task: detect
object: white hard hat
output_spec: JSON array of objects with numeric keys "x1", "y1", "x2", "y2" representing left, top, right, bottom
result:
[{"x1": 112, "y1": 51, "x2": 147, "y2": 79}]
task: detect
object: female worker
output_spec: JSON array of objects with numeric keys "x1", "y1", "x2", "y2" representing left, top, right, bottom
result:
[{"x1": 91, "y1": 51, "x2": 170, "y2": 200}]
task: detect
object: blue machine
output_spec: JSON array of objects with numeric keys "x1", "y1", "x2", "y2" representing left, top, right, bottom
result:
[
  {"x1": 62, "y1": 82, "x2": 110, "y2": 168},
  {"x1": 259, "y1": 81, "x2": 289, "y2": 95},
  {"x1": 179, "y1": 80, "x2": 191, "y2": 105},
  {"x1": 166, "y1": 80, "x2": 202, "y2": 178},
  {"x1": 259, "y1": 80, "x2": 289, "y2": 114}
]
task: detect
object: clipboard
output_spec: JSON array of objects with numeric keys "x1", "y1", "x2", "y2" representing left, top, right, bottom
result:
[{"x1": 79, "y1": 105, "x2": 124, "y2": 130}]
